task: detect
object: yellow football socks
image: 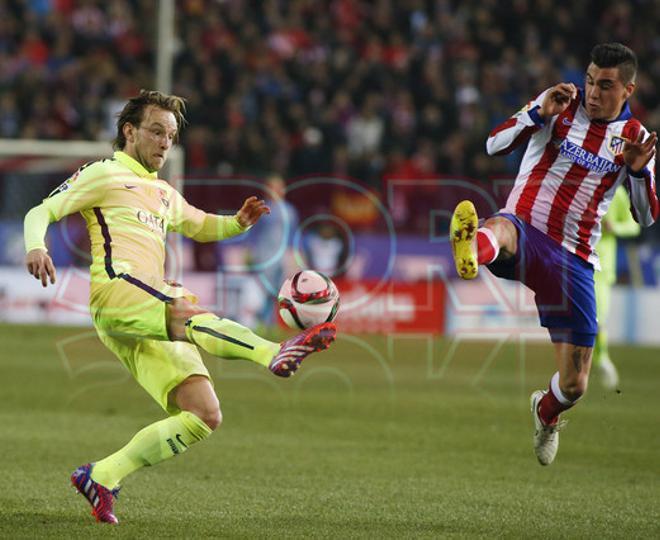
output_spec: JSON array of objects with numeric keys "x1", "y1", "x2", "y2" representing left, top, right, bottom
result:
[
  {"x1": 91, "y1": 411, "x2": 211, "y2": 489},
  {"x1": 185, "y1": 313, "x2": 280, "y2": 368}
]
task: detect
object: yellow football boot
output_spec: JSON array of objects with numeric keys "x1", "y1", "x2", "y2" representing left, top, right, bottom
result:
[{"x1": 450, "y1": 200, "x2": 479, "y2": 279}]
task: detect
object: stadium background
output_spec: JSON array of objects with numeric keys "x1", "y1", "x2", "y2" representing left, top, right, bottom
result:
[
  {"x1": 0, "y1": 1, "x2": 659, "y2": 537},
  {"x1": 1, "y1": 0, "x2": 660, "y2": 343}
]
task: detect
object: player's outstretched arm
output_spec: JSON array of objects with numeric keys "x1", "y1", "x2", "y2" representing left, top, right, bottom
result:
[
  {"x1": 172, "y1": 194, "x2": 270, "y2": 242},
  {"x1": 22, "y1": 161, "x2": 108, "y2": 287},
  {"x1": 26, "y1": 248, "x2": 56, "y2": 287}
]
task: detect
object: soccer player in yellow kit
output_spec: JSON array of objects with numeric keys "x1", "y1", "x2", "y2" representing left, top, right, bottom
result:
[
  {"x1": 23, "y1": 90, "x2": 336, "y2": 524},
  {"x1": 594, "y1": 186, "x2": 640, "y2": 389}
]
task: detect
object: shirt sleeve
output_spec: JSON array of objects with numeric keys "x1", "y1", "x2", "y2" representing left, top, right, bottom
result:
[
  {"x1": 24, "y1": 203, "x2": 53, "y2": 253},
  {"x1": 42, "y1": 161, "x2": 109, "y2": 220},
  {"x1": 486, "y1": 88, "x2": 552, "y2": 156},
  {"x1": 625, "y1": 128, "x2": 658, "y2": 227},
  {"x1": 23, "y1": 160, "x2": 108, "y2": 253},
  {"x1": 168, "y1": 188, "x2": 249, "y2": 241}
]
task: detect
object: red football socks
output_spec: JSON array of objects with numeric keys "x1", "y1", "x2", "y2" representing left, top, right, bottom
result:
[
  {"x1": 537, "y1": 372, "x2": 577, "y2": 425},
  {"x1": 538, "y1": 391, "x2": 563, "y2": 425},
  {"x1": 476, "y1": 227, "x2": 500, "y2": 264}
]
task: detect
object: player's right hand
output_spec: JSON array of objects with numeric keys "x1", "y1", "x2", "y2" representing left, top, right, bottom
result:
[
  {"x1": 540, "y1": 83, "x2": 577, "y2": 119},
  {"x1": 25, "y1": 248, "x2": 57, "y2": 287}
]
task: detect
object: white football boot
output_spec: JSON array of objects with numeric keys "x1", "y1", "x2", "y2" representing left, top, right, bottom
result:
[
  {"x1": 597, "y1": 356, "x2": 619, "y2": 391},
  {"x1": 530, "y1": 390, "x2": 567, "y2": 466}
]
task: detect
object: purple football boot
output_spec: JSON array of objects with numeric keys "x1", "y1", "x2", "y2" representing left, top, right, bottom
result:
[
  {"x1": 71, "y1": 463, "x2": 120, "y2": 524},
  {"x1": 269, "y1": 322, "x2": 337, "y2": 377}
]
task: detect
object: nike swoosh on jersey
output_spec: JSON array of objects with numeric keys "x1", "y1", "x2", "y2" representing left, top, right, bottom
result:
[{"x1": 124, "y1": 185, "x2": 138, "y2": 189}]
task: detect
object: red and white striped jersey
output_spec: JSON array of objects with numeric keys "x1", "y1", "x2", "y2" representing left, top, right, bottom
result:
[{"x1": 487, "y1": 88, "x2": 658, "y2": 268}]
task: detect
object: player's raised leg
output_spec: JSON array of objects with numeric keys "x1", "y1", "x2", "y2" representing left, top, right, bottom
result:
[
  {"x1": 168, "y1": 299, "x2": 336, "y2": 377},
  {"x1": 530, "y1": 342, "x2": 592, "y2": 465},
  {"x1": 450, "y1": 200, "x2": 480, "y2": 279},
  {"x1": 268, "y1": 322, "x2": 337, "y2": 377},
  {"x1": 449, "y1": 201, "x2": 517, "y2": 279}
]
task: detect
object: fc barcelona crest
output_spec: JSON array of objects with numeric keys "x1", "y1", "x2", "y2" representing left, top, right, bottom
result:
[
  {"x1": 158, "y1": 188, "x2": 170, "y2": 207},
  {"x1": 609, "y1": 135, "x2": 626, "y2": 155}
]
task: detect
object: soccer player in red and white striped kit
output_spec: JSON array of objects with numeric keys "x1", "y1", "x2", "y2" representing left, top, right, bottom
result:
[{"x1": 450, "y1": 43, "x2": 657, "y2": 465}]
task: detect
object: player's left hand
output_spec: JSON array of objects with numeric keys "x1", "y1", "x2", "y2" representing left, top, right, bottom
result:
[
  {"x1": 623, "y1": 131, "x2": 657, "y2": 174},
  {"x1": 236, "y1": 196, "x2": 270, "y2": 228}
]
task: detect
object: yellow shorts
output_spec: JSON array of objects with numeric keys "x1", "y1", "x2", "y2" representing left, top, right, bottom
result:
[{"x1": 90, "y1": 273, "x2": 211, "y2": 414}]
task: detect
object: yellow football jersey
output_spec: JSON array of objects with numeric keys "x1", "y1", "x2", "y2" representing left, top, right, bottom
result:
[{"x1": 30, "y1": 151, "x2": 244, "y2": 291}]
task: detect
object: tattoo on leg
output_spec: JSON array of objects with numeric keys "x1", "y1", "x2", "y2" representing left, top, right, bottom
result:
[{"x1": 572, "y1": 348, "x2": 582, "y2": 373}]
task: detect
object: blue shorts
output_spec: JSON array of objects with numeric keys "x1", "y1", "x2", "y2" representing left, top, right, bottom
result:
[{"x1": 486, "y1": 214, "x2": 597, "y2": 347}]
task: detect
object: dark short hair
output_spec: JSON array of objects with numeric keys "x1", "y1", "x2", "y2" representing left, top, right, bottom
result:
[
  {"x1": 113, "y1": 90, "x2": 187, "y2": 150},
  {"x1": 590, "y1": 43, "x2": 637, "y2": 84}
]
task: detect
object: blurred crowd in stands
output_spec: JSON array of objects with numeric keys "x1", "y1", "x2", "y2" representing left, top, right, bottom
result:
[{"x1": 2, "y1": 0, "x2": 659, "y2": 195}]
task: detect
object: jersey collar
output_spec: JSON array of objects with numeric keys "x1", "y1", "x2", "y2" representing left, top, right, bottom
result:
[
  {"x1": 113, "y1": 151, "x2": 158, "y2": 179},
  {"x1": 611, "y1": 101, "x2": 632, "y2": 122}
]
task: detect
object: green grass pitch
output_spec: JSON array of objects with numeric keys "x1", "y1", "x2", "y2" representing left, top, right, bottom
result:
[{"x1": 1, "y1": 323, "x2": 658, "y2": 538}]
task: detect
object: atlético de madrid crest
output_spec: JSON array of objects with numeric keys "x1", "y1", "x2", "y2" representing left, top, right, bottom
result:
[{"x1": 609, "y1": 135, "x2": 626, "y2": 155}]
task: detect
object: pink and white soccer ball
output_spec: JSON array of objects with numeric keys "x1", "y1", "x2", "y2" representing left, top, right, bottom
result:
[{"x1": 278, "y1": 270, "x2": 340, "y2": 329}]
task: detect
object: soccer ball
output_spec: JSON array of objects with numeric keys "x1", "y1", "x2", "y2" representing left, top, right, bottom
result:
[{"x1": 278, "y1": 270, "x2": 340, "y2": 329}]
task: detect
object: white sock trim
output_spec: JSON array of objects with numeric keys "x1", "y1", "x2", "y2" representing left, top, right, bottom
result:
[
  {"x1": 478, "y1": 227, "x2": 500, "y2": 262},
  {"x1": 550, "y1": 371, "x2": 575, "y2": 405}
]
